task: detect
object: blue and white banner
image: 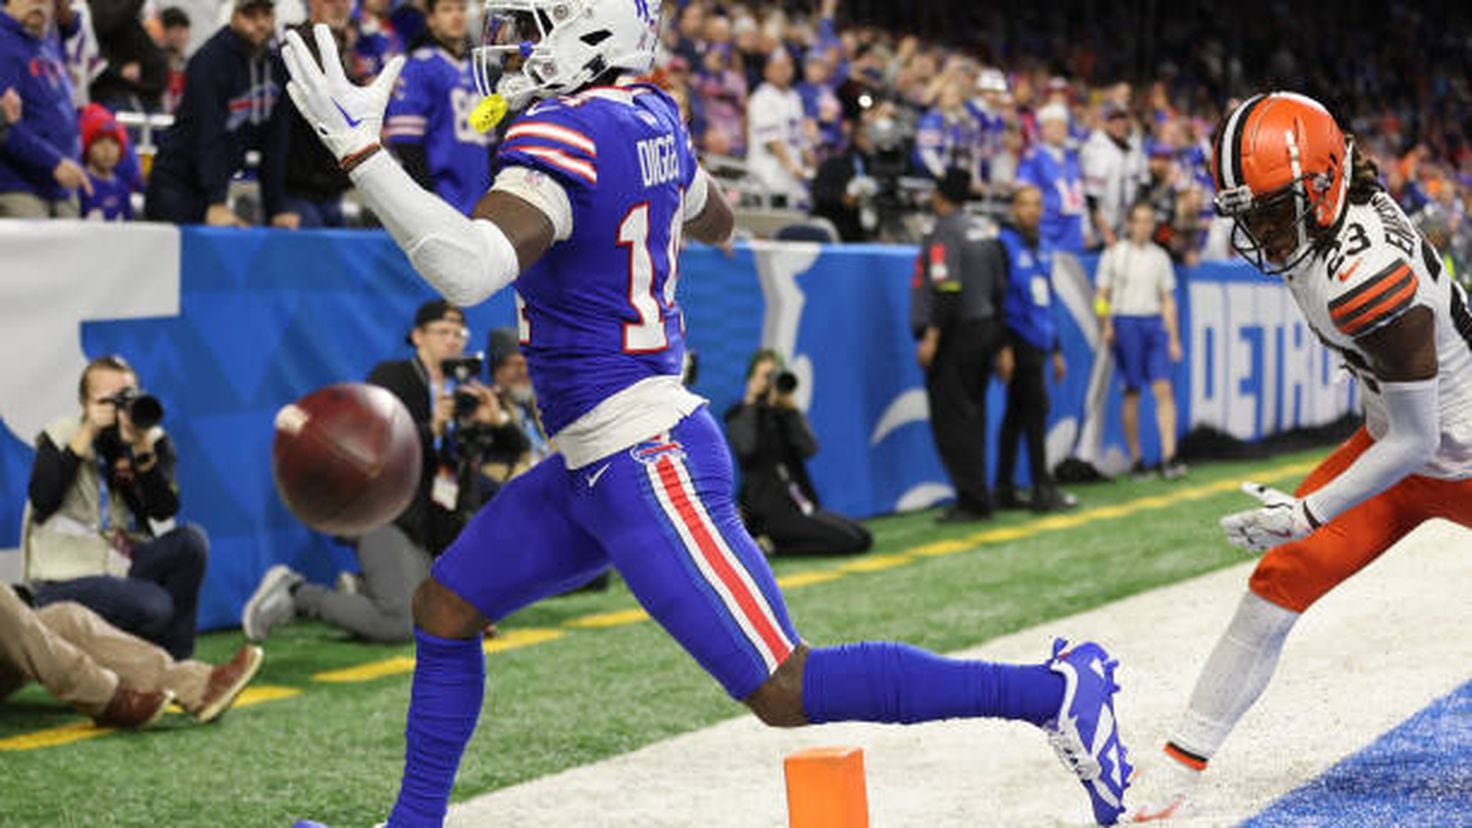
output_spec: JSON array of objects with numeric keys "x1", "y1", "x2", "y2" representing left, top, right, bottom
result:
[{"x1": 0, "y1": 223, "x2": 1355, "y2": 628}]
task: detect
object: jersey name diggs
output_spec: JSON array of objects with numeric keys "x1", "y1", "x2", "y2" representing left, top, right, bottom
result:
[{"x1": 637, "y1": 135, "x2": 681, "y2": 188}]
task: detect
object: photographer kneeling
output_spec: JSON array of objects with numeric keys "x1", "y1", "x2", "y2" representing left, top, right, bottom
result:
[
  {"x1": 244, "y1": 301, "x2": 526, "y2": 643},
  {"x1": 26, "y1": 356, "x2": 208, "y2": 660},
  {"x1": 724, "y1": 350, "x2": 872, "y2": 557}
]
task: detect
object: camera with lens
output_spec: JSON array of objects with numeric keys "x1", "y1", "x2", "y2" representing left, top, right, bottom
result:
[
  {"x1": 773, "y1": 371, "x2": 799, "y2": 395},
  {"x1": 862, "y1": 111, "x2": 926, "y2": 243},
  {"x1": 441, "y1": 354, "x2": 485, "y2": 422},
  {"x1": 106, "y1": 388, "x2": 164, "y2": 430},
  {"x1": 763, "y1": 369, "x2": 799, "y2": 402}
]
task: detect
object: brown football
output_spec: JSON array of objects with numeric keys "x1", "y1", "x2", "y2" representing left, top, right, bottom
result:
[{"x1": 271, "y1": 383, "x2": 421, "y2": 536}]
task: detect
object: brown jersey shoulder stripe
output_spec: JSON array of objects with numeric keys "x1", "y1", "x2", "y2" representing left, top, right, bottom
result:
[
  {"x1": 1329, "y1": 260, "x2": 1412, "y2": 313},
  {"x1": 1335, "y1": 271, "x2": 1419, "y2": 337},
  {"x1": 1329, "y1": 261, "x2": 1415, "y2": 330}
]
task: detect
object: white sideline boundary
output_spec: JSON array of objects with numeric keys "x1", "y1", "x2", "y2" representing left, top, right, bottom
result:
[{"x1": 449, "y1": 520, "x2": 1472, "y2": 827}]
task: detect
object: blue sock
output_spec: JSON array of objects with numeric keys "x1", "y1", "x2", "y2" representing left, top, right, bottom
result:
[
  {"x1": 801, "y1": 642, "x2": 1064, "y2": 726},
  {"x1": 388, "y1": 629, "x2": 486, "y2": 827}
]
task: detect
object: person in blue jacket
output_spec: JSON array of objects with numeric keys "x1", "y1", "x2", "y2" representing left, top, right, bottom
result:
[
  {"x1": 143, "y1": 0, "x2": 295, "y2": 227},
  {"x1": 996, "y1": 184, "x2": 1078, "y2": 513},
  {"x1": 0, "y1": 0, "x2": 91, "y2": 217}
]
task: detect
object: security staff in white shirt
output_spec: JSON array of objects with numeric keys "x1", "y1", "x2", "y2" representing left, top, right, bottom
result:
[{"x1": 1096, "y1": 202, "x2": 1185, "y2": 478}]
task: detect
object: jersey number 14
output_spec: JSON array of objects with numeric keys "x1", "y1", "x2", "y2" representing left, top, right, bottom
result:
[{"x1": 617, "y1": 200, "x2": 684, "y2": 353}]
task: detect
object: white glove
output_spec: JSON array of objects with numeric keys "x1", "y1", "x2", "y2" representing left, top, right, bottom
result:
[
  {"x1": 1219, "y1": 481, "x2": 1318, "y2": 553},
  {"x1": 280, "y1": 24, "x2": 404, "y2": 162}
]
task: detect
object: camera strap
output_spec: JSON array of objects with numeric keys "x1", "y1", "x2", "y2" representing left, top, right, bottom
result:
[
  {"x1": 414, "y1": 358, "x2": 463, "y2": 510},
  {"x1": 96, "y1": 455, "x2": 111, "y2": 532},
  {"x1": 414, "y1": 356, "x2": 453, "y2": 451}
]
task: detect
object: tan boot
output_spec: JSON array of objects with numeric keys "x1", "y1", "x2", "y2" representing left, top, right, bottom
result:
[
  {"x1": 195, "y1": 645, "x2": 265, "y2": 724},
  {"x1": 95, "y1": 685, "x2": 173, "y2": 730}
]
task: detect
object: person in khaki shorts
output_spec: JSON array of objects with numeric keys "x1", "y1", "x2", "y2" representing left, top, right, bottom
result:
[{"x1": 0, "y1": 583, "x2": 263, "y2": 728}]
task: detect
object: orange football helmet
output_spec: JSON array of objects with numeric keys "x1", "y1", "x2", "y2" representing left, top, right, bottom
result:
[{"x1": 1212, "y1": 92, "x2": 1351, "y2": 274}]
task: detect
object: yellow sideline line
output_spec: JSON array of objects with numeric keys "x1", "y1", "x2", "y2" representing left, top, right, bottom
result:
[
  {"x1": 1, "y1": 458, "x2": 1318, "y2": 752},
  {"x1": 0, "y1": 721, "x2": 114, "y2": 751},
  {"x1": 312, "y1": 628, "x2": 564, "y2": 683},
  {"x1": 551, "y1": 458, "x2": 1321, "y2": 630},
  {"x1": 0, "y1": 684, "x2": 302, "y2": 752}
]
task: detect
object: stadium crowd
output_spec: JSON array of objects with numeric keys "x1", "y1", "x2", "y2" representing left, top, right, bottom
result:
[{"x1": 1, "y1": 0, "x2": 1469, "y2": 268}]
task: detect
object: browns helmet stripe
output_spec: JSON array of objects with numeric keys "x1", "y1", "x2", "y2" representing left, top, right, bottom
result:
[
  {"x1": 1216, "y1": 94, "x2": 1262, "y2": 188},
  {"x1": 1224, "y1": 93, "x2": 1269, "y2": 190}
]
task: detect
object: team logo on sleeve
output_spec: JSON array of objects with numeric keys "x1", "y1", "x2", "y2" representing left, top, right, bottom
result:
[{"x1": 630, "y1": 438, "x2": 686, "y2": 466}]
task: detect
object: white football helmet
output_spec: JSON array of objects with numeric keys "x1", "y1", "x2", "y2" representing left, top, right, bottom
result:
[{"x1": 473, "y1": 0, "x2": 661, "y2": 110}]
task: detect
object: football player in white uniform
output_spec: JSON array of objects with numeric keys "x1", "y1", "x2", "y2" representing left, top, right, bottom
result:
[{"x1": 1129, "y1": 92, "x2": 1472, "y2": 820}]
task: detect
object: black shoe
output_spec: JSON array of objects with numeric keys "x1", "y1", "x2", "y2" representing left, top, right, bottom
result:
[
  {"x1": 936, "y1": 505, "x2": 993, "y2": 524},
  {"x1": 1031, "y1": 489, "x2": 1079, "y2": 513},
  {"x1": 1161, "y1": 456, "x2": 1189, "y2": 480},
  {"x1": 1129, "y1": 460, "x2": 1154, "y2": 480},
  {"x1": 994, "y1": 488, "x2": 1028, "y2": 511}
]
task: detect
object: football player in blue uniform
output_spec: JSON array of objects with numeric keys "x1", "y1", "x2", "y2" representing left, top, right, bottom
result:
[
  {"x1": 280, "y1": 2, "x2": 1131, "y2": 824},
  {"x1": 382, "y1": 0, "x2": 492, "y2": 215}
]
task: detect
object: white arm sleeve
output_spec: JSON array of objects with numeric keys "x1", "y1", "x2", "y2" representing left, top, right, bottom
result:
[
  {"x1": 349, "y1": 150, "x2": 519, "y2": 306},
  {"x1": 1303, "y1": 377, "x2": 1440, "y2": 523}
]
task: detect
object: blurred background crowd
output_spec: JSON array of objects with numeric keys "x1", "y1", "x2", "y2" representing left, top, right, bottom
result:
[{"x1": 1, "y1": 0, "x2": 1469, "y2": 273}]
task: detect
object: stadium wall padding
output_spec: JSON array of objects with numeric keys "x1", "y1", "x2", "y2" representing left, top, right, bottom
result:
[{"x1": 0, "y1": 223, "x2": 1356, "y2": 629}]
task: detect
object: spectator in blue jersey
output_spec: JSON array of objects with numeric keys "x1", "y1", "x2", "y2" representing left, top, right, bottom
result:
[
  {"x1": 795, "y1": 49, "x2": 841, "y2": 159},
  {"x1": 353, "y1": 0, "x2": 401, "y2": 80},
  {"x1": 79, "y1": 102, "x2": 131, "y2": 219},
  {"x1": 914, "y1": 76, "x2": 981, "y2": 187},
  {"x1": 382, "y1": 0, "x2": 489, "y2": 216},
  {"x1": 995, "y1": 185, "x2": 1077, "y2": 513},
  {"x1": 281, "y1": 0, "x2": 358, "y2": 226},
  {"x1": 144, "y1": 0, "x2": 295, "y2": 227},
  {"x1": 0, "y1": 0, "x2": 90, "y2": 217},
  {"x1": 965, "y1": 67, "x2": 1009, "y2": 191},
  {"x1": 387, "y1": 0, "x2": 425, "y2": 54},
  {"x1": 1015, "y1": 101, "x2": 1086, "y2": 255},
  {"x1": 0, "y1": 85, "x2": 17, "y2": 139}
]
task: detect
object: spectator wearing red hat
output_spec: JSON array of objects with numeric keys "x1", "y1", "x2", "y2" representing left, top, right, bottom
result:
[{"x1": 79, "y1": 102, "x2": 132, "y2": 220}]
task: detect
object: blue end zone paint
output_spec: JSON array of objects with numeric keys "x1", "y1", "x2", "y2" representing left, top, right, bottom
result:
[{"x1": 1243, "y1": 677, "x2": 1472, "y2": 826}]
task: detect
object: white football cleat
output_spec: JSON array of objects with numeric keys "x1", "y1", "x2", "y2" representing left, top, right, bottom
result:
[{"x1": 1122, "y1": 753, "x2": 1202, "y2": 822}]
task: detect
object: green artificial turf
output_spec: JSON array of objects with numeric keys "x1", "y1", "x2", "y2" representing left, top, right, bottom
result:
[{"x1": 0, "y1": 450, "x2": 1326, "y2": 827}]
